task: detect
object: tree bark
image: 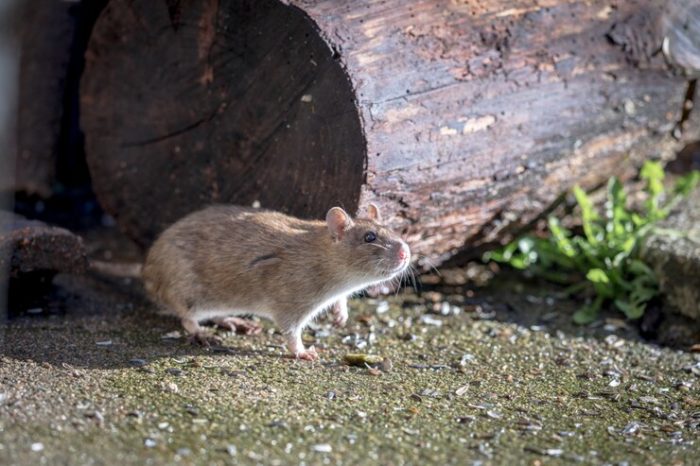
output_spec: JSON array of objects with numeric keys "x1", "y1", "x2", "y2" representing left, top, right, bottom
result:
[
  {"x1": 81, "y1": 0, "x2": 695, "y2": 269},
  {"x1": 0, "y1": 211, "x2": 87, "y2": 279}
]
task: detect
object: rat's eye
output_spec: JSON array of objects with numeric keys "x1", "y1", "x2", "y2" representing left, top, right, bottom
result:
[{"x1": 364, "y1": 231, "x2": 377, "y2": 243}]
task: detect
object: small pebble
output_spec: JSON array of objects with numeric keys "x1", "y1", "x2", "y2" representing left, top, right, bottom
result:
[
  {"x1": 621, "y1": 421, "x2": 641, "y2": 436},
  {"x1": 226, "y1": 445, "x2": 237, "y2": 456},
  {"x1": 128, "y1": 359, "x2": 147, "y2": 367},
  {"x1": 455, "y1": 384, "x2": 469, "y2": 396},
  {"x1": 163, "y1": 382, "x2": 179, "y2": 393},
  {"x1": 31, "y1": 443, "x2": 44, "y2": 452},
  {"x1": 144, "y1": 438, "x2": 157, "y2": 448},
  {"x1": 420, "y1": 315, "x2": 443, "y2": 327},
  {"x1": 460, "y1": 353, "x2": 475, "y2": 365},
  {"x1": 380, "y1": 358, "x2": 393, "y2": 372},
  {"x1": 486, "y1": 410, "x2": 502, "y2": 419},
  {"x1": 267, "y1": 420, "x2": 288, "y2": 429},
  {"x1": 95, "y1": 340, "x2": 112, "y2": 347},
  {"x1": 313, "y1": 444, "x2": 332, "y2": 453}
]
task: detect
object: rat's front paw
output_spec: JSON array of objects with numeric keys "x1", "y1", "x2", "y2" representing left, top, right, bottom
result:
[
  {"x1": 295, "y1": 345, "x2": 319, "y2": 361},
  {"x1": 212, "y1": 316, "x2": 262, "y2": 335}
]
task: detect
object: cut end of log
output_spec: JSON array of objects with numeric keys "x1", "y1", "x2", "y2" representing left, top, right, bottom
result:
[{"x1": 81, "y1": 0, "x2": 366, "y2": 245}]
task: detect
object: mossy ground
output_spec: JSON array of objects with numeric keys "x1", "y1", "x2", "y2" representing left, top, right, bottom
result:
[{"x1": 1, "y1": 268, "x2": 698, "y2": 465}]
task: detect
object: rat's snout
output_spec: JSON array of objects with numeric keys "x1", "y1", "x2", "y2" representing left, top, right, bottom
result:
[
  {"x1": 397, "y1": 243, "x2": 408, "y2": 261},
  {"x1": 395, "y1": 241, "x2": 410, "y2": 264}
]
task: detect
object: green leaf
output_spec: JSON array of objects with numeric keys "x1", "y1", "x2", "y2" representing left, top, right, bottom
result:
[
  {"x1": 627, "y1": 259, "x2": 655, "y2": 279},
  {"x1": 509, "y1": 256, "x2": 527, "y2": 270},
  {"x1": 572, "y1": 237, "x2": 605, "y2": 269},
  {"x1": 547, "y1": 217, "x2": 576, "y2": 258},
  {"x1": 586, "y1": 268, "x2": 615, "y2": 298},
  {"x1": 640, "y1": 160, "x2": 665, "y2": 195},
  {"x1": 573, "y1": 185, "x2": 601, "y2": 245},
  {"x1": 483, "y1": 161, "x2": 697, "y2": 325},
  {"x1": 640, "y1": 160, "x2": 665, "y2": 220},
  {"x1": 606, "y1": 177, "x2": 629, "y2": 241},
  {"x1": 586, "y1": 268, "x2": 609, "y2": 283},
  {"x1": 573, "y1": 295, "x2": 604, "y2": 324},
  {"x1": 673, "y1": 170, "x2": 700, "y2": 197},
  {"x1": 614, "y1": 299, "x2": 646, "y2": 319}
]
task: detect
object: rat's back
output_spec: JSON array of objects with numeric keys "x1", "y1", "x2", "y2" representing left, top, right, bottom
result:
[{"x1": 142, "y1": 205, "x2": 323, "y2": 314}]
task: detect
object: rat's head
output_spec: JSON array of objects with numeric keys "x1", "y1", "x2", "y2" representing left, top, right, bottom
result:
[{"x1": 325, "y1": 204, "x2": 411, "y2": 282}]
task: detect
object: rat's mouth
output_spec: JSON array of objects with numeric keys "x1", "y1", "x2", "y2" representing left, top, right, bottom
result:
[{"x1": 388, "y1": 257, "x2": 410, "y2": 274}]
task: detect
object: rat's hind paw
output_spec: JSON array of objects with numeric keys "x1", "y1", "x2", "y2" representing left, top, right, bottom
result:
[
  {"x1": 211, "y1": 316, "x2": 263, "y2": 335},
  {"x1": 295, "y1": 345, "x2": 319, "y2": 361},
  {"x1": 187, "y1": 332, "x2": 222, "y2": 347},
  {"x1": 331, "y1": 300, "x2": 348, "y2": 327}
]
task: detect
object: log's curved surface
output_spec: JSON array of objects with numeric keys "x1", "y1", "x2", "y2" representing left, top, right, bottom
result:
[{"x1": 82, "y1": 0, "x2": 692, "y2": 268}]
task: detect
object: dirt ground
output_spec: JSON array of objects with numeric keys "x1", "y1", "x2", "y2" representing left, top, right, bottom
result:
[{"x1": 1, "y1": 234, "x2": 699, "y2": 465}]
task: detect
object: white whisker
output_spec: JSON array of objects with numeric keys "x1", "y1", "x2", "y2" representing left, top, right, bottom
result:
[{"x1": 416, "y1": 254, "x2": 441, "y2": 276}]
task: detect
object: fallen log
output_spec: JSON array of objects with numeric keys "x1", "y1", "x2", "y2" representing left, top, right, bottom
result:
[
  {"x1": 0, "y1": 211, "x2": 88, "y2": 279},
  {"x1": 0, "y1": 211, "x2": 88, "y2": 313},
  {"x1": 81, "y1": 0, "x2": 696, "y2": 269}
]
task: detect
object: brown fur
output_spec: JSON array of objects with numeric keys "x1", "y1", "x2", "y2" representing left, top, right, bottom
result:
[{"x1": 142, "y1": 205, "x2": 410, "y2": 359}]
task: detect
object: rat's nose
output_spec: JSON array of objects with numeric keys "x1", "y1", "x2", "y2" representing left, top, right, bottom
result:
[{"x1": 397, "y1": 243, "x2": 409, "y2": 261}]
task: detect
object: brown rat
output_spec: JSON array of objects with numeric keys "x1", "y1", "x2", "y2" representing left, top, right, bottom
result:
[{"x1": 142, "y1": 204, "x2": 411, "y2": 360}]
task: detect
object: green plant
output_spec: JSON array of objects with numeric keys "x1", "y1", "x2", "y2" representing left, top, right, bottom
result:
[{"x1": 484, "y1": 161, "x2": 700, "y2": 324}]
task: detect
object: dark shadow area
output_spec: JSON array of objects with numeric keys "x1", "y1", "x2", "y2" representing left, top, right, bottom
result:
[
  {"x1": 1, "y1": 267, "x2": 287, "y2": 369},
  {"x1": 13, "y1": 0, "x2": 109, "y2": 231},
  {"x1": 416, "y1": 266, "x2": 700, "y2": 351}
]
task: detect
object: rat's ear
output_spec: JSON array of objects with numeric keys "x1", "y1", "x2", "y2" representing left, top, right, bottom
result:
[
  {"x1": 367, "y1": 203, "x2": 381, "y2": 222},
  {"x1": 326, "y1": 207, "x2": 353, "y2": 240}
]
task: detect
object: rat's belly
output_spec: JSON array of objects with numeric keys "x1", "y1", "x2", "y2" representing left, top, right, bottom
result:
[{"x1": 191, "y1": 304, "x2": 275, "y2": 322}]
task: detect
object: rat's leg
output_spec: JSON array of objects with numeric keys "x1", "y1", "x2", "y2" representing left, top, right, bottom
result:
[
  {"x1": 181, "y1": 316, "x2": 222, "y2": 347},
  {"x1": 211, "y1": 316, "x2": 263, "y2": 335},
  {"x1": 283, "y1": 326, "x2": 318, "y2": 361},
  {"x1": 330, "y1": 297, "x2": 348, "y2": 327}
]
